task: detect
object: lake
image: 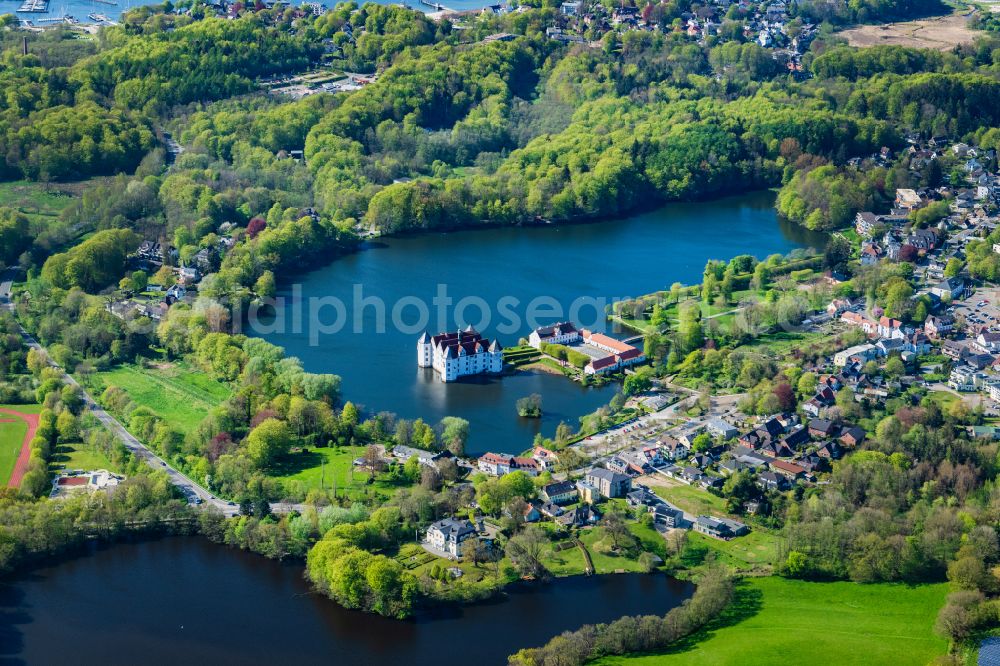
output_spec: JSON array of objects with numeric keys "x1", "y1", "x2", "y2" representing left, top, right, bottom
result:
[
  {"x1": 1, "y1": 0, "x2": 495, "y2": 25},
  {"x1": 256, "y1": 191, "x2": 825, "y2": 455},
  {"x1": 0, "y1": 537, "x2": 694, "y2": 665}
]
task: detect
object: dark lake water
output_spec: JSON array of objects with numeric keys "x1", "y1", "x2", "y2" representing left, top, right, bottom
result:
[
  {"x1": 0, "y1": 537, "x2": 694, "y2": 665},
  {"x1": 257, "y1": 191, "x2": 824, "y2": 455}
]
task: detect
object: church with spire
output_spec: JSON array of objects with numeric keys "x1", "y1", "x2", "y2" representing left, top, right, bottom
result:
[{"x1": 417, "y1": 326, "x2": 504, "y2": 382}]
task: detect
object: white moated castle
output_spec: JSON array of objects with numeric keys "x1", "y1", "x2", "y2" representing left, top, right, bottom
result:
[{"x1": 417, "y1": 326, "x2": 503, "y2": 382}]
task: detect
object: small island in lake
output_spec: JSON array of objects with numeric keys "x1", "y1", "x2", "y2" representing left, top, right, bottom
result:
[{"x1": 516, "y1": 393, "x2": 542, "y2": 417}]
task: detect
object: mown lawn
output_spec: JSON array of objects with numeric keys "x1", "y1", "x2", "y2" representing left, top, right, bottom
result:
[
  {"x1": 581, "y1": 528, "x2": 649, "y2": 574},
  {"x1": 686, "y1": 530, "x2": 782, "y2": 572},
  {"x1": 0, "y1": 415, "x2": 29, "y2": 485},
  {"x1": 50, "y1": 443, "x2": 119, "y2": 474},
  {"x1": 0, "y1": 403, "x2": 43, "y2": 414},
  {"x1": 597, "y1": 577, "x2": 949, "y2": 666},
  {"x1": 643, "y1": 477, "x2": 729, "y2": 516},
  {"x1": 85, "y1": 363, "x2": 231, "y2": 435},
  {"x1": 543, "y1": 538, "x2": 588, "y2": 576}
]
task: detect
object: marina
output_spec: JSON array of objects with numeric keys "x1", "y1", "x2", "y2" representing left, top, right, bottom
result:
[{"x1": 16, "y1": 0, "x2": 50, "y2": 13}]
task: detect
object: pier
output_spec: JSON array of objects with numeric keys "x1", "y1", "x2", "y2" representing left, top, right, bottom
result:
[
  {"x1": 418, "y1": 0, "x2": 449, "y2": 10},
  {"x1": 87, "y1": 12, "x2": 118, "y2": 24},
  {"x1": 16, "y1": 0, "x2": 50, "y2": 13}
]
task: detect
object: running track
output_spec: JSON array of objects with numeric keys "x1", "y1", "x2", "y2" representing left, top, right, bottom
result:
[{"x1": 0, "y1": 407, "x2": 39, "y2": 488}]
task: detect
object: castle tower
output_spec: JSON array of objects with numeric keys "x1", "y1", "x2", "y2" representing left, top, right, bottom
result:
[{"x1": 417, "y1": 332, "x2": 432, "y2": 368}]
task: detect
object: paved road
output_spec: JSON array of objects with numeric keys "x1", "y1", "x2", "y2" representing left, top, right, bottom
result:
[{"x1": 1, "y1": 274, "x2": 304, "y2": 517}]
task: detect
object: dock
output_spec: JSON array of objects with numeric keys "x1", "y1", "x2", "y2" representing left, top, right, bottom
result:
[
  {"x1": 418, "y1": 0, "x2": 449, "y2": 10},
  {"x1": 87, "y1": 12, "x2": 117, "y2": 24},
  {"x1": 16, "y1": 0, "x2": 50, "y2": 13}
]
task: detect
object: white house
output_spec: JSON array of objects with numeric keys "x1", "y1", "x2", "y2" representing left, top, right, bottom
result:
[
  {"x1": 975, "y1": 331, "x2": 1000, "y2": 354},
  {"x1": 949, "y1": 365, "x2": 987, "y2": 392},
  {"x1": 528, "y1": 322, "x2": 580, "y2": 348},
  {"x1": 833, "y1": 343, "x2": 878, "y2": 367},
  {"x1": 418, "y1": 326, "x2": 503, "y2": 382},
  {"x1": 426, "y1": 517, "x2": 478, "y2": 558}
]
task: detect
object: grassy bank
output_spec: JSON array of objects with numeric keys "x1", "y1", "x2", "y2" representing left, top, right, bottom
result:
[{"x1": 596, "y1": 577, "x2": 949, "y2": 665}]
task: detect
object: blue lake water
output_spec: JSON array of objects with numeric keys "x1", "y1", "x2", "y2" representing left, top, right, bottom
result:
[
  {"x1": 0, "y1": 536, "x2": 695, "y2": 665},
  {"x1": 258, "y1": 191, "x2": 825, "y2": 455}
]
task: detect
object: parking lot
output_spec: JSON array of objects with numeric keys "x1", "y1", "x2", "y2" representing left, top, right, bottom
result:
[{"x1": 952, "y1": 291, "x2": 1000, "y2": 329}]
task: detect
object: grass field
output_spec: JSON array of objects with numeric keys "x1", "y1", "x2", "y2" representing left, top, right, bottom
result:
[
  {"x1": 50, "y1": 443, "x2": 119, "y2": 474},
  {"x1": 640, "y1": 476, "x2": 729, "y2": 516},
  {"x1": 86, "y1": 363, "x2": 231, "y2": 435},
  {"x1": 686, "y1": 530, "x2": 782, "y2": 572},
  {"x1": 270, "y1": 445, "x2": 405, "y2": 500},
  {"x1": 0, "y1": 404, "x2": 43, "y2": 414},
  {"x1": 598, "y1": 577, "x2": 949, "y2": 666},
  {"x1": 0, "y1": 180, "x2": 75, "y2": 224},
  {"x1": 0, "y1": 415, "x2": 29, "y2": 485}
]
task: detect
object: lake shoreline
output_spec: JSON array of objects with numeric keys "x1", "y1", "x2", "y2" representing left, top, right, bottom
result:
[{"x1": 0, "y1": 535, "x2": 695, "y2": 664}]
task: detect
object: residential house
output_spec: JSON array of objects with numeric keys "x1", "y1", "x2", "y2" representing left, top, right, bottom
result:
[
  {"x1": 768, "y1": 458, "x2": 806, "y2": 481},
  {"x1": 855, "y1": 211, "x2": 880, "y2": 236},
  {"x1": 833, "y1": 343, "x2": 878, "y2": 367},
  {"x1": 808, "y1": 419, "x2": 838, "y2": 439},
  {"x1": 840, "y1": 311, "x2": 878, "y2": 337},
  {"x1": 426, "y1": 517, "x2": 478, "y2": 558},
  {"x1": 558, "y1": 503, "x2": 600, "y2": 528},
  {"x1": 528, "y1": 322, "x2": 580, "y2": 348},
  {"x1": 783, "y1": 424, "x2": 811, "y2": 449},
  {"x1": 976, "y1": 331, "x2": 1000, "y2": 354},
  {"x1": 477, "y1": 452, "x2": 515, "y2": 476},
  {"x1": 706, "y1": 418, "x2": 739, "y2": 440},
  {"x1": 650, "y1": 503, "x2": 683, "y2": 528},
  {"x1": 626, "y1": 487, "x2": 660, "y2": 507},
  {"x1": 839, "y1": 425, "x2": 866, "y2": 448},
  {"x1": 758, "y1": 471, "x2": 790, "y2": 491},
  {"x1": 693, "y1": 515, "x2": 749, "y2": 539},
  {"x1": 950, "y1": 365, "x2": 986, "y2": 392},
  {"x1": 532, "y1": 446, "x2": 559, "y2": 470},
  {"x1": 541, "y1": 480, "x2": 578, "y2": 505},
  {"x1": 391, "y1": 445, "x2": 454, "y2": 469},
  {"x1": 815, "y1": 441, "x2": 842, "y2": 460},
  {"x1": 605, "y1": 457, "x2": 633, "y2": 476},
  {"x1": 930, "y1": 277, "x2": 965, "y2": 300}
]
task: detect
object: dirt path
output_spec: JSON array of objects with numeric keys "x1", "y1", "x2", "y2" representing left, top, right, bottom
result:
[{"x1": 0, "y1": 408, "x2": 39, "y2": 488}]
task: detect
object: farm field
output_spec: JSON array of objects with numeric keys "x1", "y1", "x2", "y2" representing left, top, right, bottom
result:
[
  {"x1": 597, "y1": 577, "x2": 949, "y2": 666},
  {"x1": 838, "y1": 12, "x2": 977, "y2": 50},
  {"x1": 84, "y1": 363, "x2": 232, "y2": 435}
]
